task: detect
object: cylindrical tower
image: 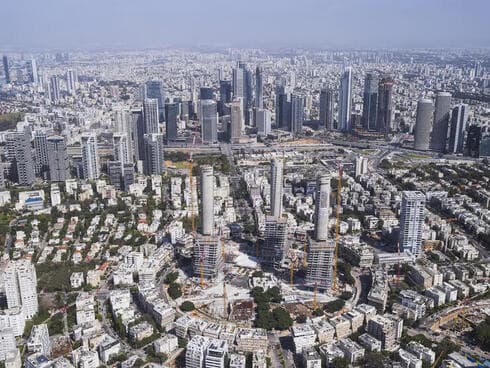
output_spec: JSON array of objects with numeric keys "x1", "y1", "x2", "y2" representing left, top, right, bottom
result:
[
  {"x1": 430, "y1": 92, "x2": 451, "y2": 152},
  {"x1": 414, "y1": 98, "x2": 434, "y2": 151},
  {"x1": 314, "y1": 174, "x2": 331, "y2": 241}
]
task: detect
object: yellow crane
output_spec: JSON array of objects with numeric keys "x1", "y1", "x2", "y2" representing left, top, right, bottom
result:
[{"x1": 332, "y1": 164, "x2": 343, "y2": 292}]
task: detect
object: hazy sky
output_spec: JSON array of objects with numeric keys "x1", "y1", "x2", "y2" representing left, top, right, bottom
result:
[{"x1": 2, "y1": 0, "x2": 489, "y2": 50}]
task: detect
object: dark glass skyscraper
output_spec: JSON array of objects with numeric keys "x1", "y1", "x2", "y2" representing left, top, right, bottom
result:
[
  {"x1": 465, "y1": 125, "x2": 481, "y2": 158},
  {"x1": 448, "y1": 104, "x2": 468, "y2": 154},
  {"x1": 430, "y1": 92, "x2": 451, "y2": 153},
  {"x1": 377, "y1": 75, "x2": 394, "y2": 135},
  {"x1": 290, "y1": 95, "x2": 305, "y2": 135},
  {"x1": 2, "y1": 56, "x2": 10, "y2": 84},
  {"x1": 219, "y1": 80, "x2": 232, "y2": 103},
  {"x1": 144, "y1": 80, "x2": 165, "y2": 121},
  {"x1": 255, "y1": 66, "x2": 263, "y2": 109},
  {"x1": 319, "y1": 89, "x2": 334, "y2": 130},
  {"x1": 165, "y1": 102, "x2": 179, "y2": 142},
  {"x1": 199, "y1": 87, "x2": 214, "y2": 100},
  {"x1": 275, "y1": 86, "x2": 291, "y2": 130},
  {"x1": 143, "y1": 98, "x2": 159, "y2": 134},
  {"x1": 362, "y1": 73, "x2": 378, "y2": 131}
]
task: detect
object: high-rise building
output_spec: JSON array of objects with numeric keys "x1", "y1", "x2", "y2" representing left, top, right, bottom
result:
[
  {"x1": 219, "y1": 80, "x2": 232, "y2": 104},
  {"x1": 430, "y1": 92, "x2": 451, "y2": 153},
  {"x1": 338, "y1": 67, "x2": 352, "y2": 131},
  {"x1": 399, "y1": 191, "x2": 425, "y2": 257},
  {"x1": 230, "y1": 100, "x2": 243, "y2": 143},
  {"x1": 7, "y1": 129, "x2": 35, "y2": 186},
  {"x1": 362, "y1": 73, "x2": 378, "y2": 131},
  {"x1": 413, "y1": 99, "x2": 434, "y2": 151},
  {"x1": 275, "y1": 87, "x2": 291, "y2": 130},
  {"x1": 143, "y1": 133, "x2": 165, "y2": 175},
  {"x1": 256, "y1": 109, "x2": 271, "y2": 137},
  {"x1": 165, "y1": 102, "x2": 180, "y2": 142},
  {"x1": 270, "y1": 158, "x2": 284, "y2": 218},
  {"x1": 113, "y1": 134, "x2": 132, "y2": 164},
  {"x1": 376, "y1": 75, "x2": 394, "y2": 135},
  {"x1": 465, "y1": 125, "x2": 481, "y2": 158},
  {"x1": 49, "y1": 76, "x2": 60, "y2": 102},
  {"x1": 2, "y1": 55, "x2": 10, "y2": 84},
  {"x1": 319, "y1": 89, "x2": 334, "y2": 130},
  {"x1": 108, "y1": 161, "x2": 134, "y2": 191},
  {"x1": 200, "y1": 100, "x2": 218, "y2": 143},
  {"x1": 290, "y1": 94, "x2": 305, "y2": 135},
  {"x1": 255, "y1": 66, "x2": 263, "y2": 109},
  {"x1": 305, "y1": 240, "x2": 335, "y2": 290},
  {"x1": 132, "y1": 109, "x2": 145, "y2": 162},
  {"x1": 200, "y1": 165, "x2": 214, "y2": 236},
  {"x1": 144, "y1": 81, "x2": 165, "y2": 121},
  {"x1": 114, "y1": 108, "x2": 133, "y2": 161},
  {"x1": 205, "y1": 339, "x2": 228, "y2": 368},
  {"x1": 367, "y1": 315, "x2": 402, "y2": 352},
  {"x1": 0, "y1": 328, "x2": 15, "y2": 361},
  {"x1": 232, "y1": 62, "x2": 252, "y2": 124},
  {"x1": 186, "y1": 335, "x2": 210, "y2": 368},
  {"x1": 200, "y1": 87, "x2": 214, "y2": 100},
  {"x1": 448, "y1": 104, "x2": 468, "y2": 154},
  {"x1": 143, "y1": 98, "x2": 159, "y2": 134},
  {"x1": 47, "y1": 136, "x2": 70, "y2": 182},
  {"x1": 314, "y1": 175, "x2": 331, "y2": 241},
  {"x1": 33, "y1": 130, "x2": 49, "y2": 178},
  {"x1": 66, "y1": 69, "x2": 77, "y2": 95},
  {"x1": 28, "y1": 58, "x2": 38, "y2": 85},
  {"x1": 262, "y1": 216, "x2": 288, "y2": 268},
  {"x1": 81, "y1": 134, "x2": 100, "y2": 180},
  {"x1": 2, "y1": 260, "x2": 39, "y2": 319}
]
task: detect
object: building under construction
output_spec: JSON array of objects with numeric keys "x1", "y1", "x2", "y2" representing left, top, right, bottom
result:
[
  {"x1": 261, "y1": 216, "x2": 288, "y2": 269},
  {"x1": 305, "y1": 239, "x2": 335, "y2": 290},
  {"x1": 193, "y1": 234, "x2": 224, "y2": 279}
]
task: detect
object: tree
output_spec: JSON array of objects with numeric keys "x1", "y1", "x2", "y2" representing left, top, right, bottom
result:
[
  {"x1": 266, "y1": 286, "x2": 282, "y2": 303},
  {"x1": 312, "y1": 308, "x2": 324, "y2": 317},
  {"x1": 361, "y1": 352, "x2": 385, "y2": 368},
  {"x1": 180, "y1": 301, "x2": 195, "y2": 312},
  {"x1": 296, "y1": 315, "x2": 307, "y2": 323},
  {"x1": 164, "y1": 272, "x2": 179, "y2": 284},
  {"x1": 168, "y1": 282, "x2": 182, "y2": 299},
  {"x1": 340, "y1": 291, "x2": 353, "y2": 300},
  {"x1": 324, "y1": 299, "x2": 345, "y2": 313},
  {"x1": 474, "y1": 317, "x2": 490, "y2": 351},
  {"x1": 331, "y1": 357, "x2": 349, "y2": 368},
  {"x1": 272, "y1": 307, "x2": 293, "y2": 330}
]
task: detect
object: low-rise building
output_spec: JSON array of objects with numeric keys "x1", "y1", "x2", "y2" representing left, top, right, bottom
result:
[
  {"x1": 358, "y1": 333, "x2": 382, "y2": 352},
  {"x1": 154, "y1": 334, "x2": 178, "y2": 355},
  {"x1": 235, "y1": 328, "x2": 268, "y2": 353},
  {"x1": 407, "y1": 341, "x2": 436, "y2": 365},
  {"x1": 337, "y1": 338, "x2": 365, "y2": 364},
  {"x1": 330, "y1": 315, "x2": 351, "y2": 340},
  {"x1": 291, "y1": 324, "x2": 316, "y2": 353},
  {"x1": 398, "y1": 348, "x2": 422, "y2": 368}
]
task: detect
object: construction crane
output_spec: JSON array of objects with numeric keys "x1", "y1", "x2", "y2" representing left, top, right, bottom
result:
[
  {"x1": 313, "y1": 282, "x2": 318, "y2": 310},
  {"x1": 223, "y1": 281, "x2": 228, "y2": 319},
  {"x1": 332, "y1": 164, "x2": 343, "y2": 292},
  {"x1": 199, "y1": 250, "x2": 205, "y2": 288},
  {"x1": 303, "y1": 234, "x2": 308, "y2": 268}
]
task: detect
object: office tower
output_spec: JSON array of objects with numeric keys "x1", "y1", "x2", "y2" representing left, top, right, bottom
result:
[
  {"x1": 200, "y1": 87, "x2": 214, "y2": 100},
  {"x1": 448, "y1": 104, "x2": 469, "y2": 154},
  {"x1": 362, "y1": 73, "x2": 378, "y2": 131},
  {"x1": 165, "y1": 102, "x2": 179, "y2": 142},
  {"x1": 186, "y1": 335, "x2": 210, "y2": 368},
  {"x1": 144, "y1": 80, "x2": 165, "y2": 120},
  {"x1": 28, "y1": 58, "x2": 38, "y2": 85},
  {"x1": 47, "y1": 136, "x2": 70, "y2": 182},
  {"x1": 143, "y1": 133, "x2": 165, "y2": 175},
  {"x1": 3, "y1": 260, "x2": 39, "y2": 319},
  {"x1": 232, "y1": 62, "x2": 252, "y2": 124},
  {"x1": 200, "y1": 100, "x2": 218, "y2": 143},
  {"x1": 143, "y1": 98, "x2": 159, "y2": 134},
  {"x1": 270, "y1": 158, "x2": 284, "y2": 218},
  {"x1": 305, "y1": 240, "x2": 335, "y2": 290},
  {"x1": 200, "y1": 165, "x2": 214, "y2": 236},
  {"x1": 49, "y1": 76, "x2": 60, "y2": 102},
  {"x1": 230, "y1": 100, "x2": 243, "y2": 143},
  {"x1": 255, "y1": 66, "x2": 263, "y2": 109},
  {"x1": 290, "y1": 94, "x2": 305, "y2": 135},
  {"x1": 338, "y1": 67, "x2": 352, "y2": 131},
  {"x1": 113, "y1": 134, "x2": 132, "y2": 164},
  {"x1": 232, "y1": 64, "x2": 245, "y2": 100},
  {"x1": 319, "y1": 89, "x2": 334, "y2": 130},
  {"x1": 465, "y1": 125, "x2": 481, "y2": 158},
  {"x1": 205, "y1": 339, "x2": 228, "y2": 368},
  {"x1": 108, "y1": 161, "x2": 134, "y2": 191},
  {"x1": 275, "y1": 86, "x2": 291, "y2": 129},
  {"x1": 377, "y1": 75, "x2": 394, "y2": 135},
  {"x1": 314, "y1": 175, "x2": 331, "y2": 241},
  {"x1": 430, "y1": 92, "x2": 451, "y2": 152},
  {"x1": 399, "y1": 191, "x2": 425, "y2": 257},
  {"x1": 81, "y1": 134, "x2": 100, "y2": 180},
  {"x1": 33, "y1": 130, "x2": 49, "y2": 178},
  {"x1": 7, "y1": 130, "x2": 35, "y2": 186},
  {"x1": 66, "y1": 69, "x2": 77, "y2": 95},
  {"x1": 256, "y1": 109, "x2": 271, "y2": 137},
  {"x1": 262, "y1": 216, "x2": 288, "y2": 268},
  {"x1": 114, "y1": 107, "x2": 133, "y2": 161},
  {"x1": 2, "y1": 55, "x2": 10, "y2": 83},
  {"x1": 219, "y1": 80, "x2": 232, "y2": 103},
  {"x1": 132, "y1": 109, "x2": 145, "y2": 162},
  {"x1": 413, "y1": 99, "x2": 434, "y2": 151}
]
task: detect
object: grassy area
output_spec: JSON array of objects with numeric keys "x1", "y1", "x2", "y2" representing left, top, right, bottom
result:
[
  {"x1": 36, "y1": 261, "x2": 97, "y2": 292},
  {"x1": 0, "y1": 112, "x2": 24, "y2": 131}
]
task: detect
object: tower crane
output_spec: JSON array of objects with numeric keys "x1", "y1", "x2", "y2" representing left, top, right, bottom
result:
[
  {"x1": 332, "y1": 164, "x2": 343, "y2": 292},
  {"x1": 313, "y1": 282, "x2": 318, "y2": 310},
  {"x1": 223, "y1": 281, "x2": 228, "y2": 319}
]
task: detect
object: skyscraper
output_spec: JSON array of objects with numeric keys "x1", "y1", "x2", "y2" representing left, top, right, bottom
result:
[
  {"x1": 305, "y1": 240, "x2": 335, "y2": 290},
  {"x1": 448, "y1": 104, "x2": 468, "y2": 154},
  {"x1": 143, "y1": 98, "x2": 159, "y2": 134},
  {"x1": 49, "y1": 76, "x2": 60, "y2": 102},
  {"x1": 3, "y1": 260, "x2": 39, "y2": 319},
  {"x1": 465, "y1": 125, "x2": 481, "y2": 158},
  {"x1": 314, "y1": 175, "x2": 331, "y2": 241},
  {"x1": 319, "y1": 89, "x2": 334, "y2": 130},
  {"x1": 230, "y1": 100, "x2": 243, "y2": 143},
  {"x1": 108, "y1": 161, "x2": 134, "y2": 191},
  {"x1": 430, "y1": 92, "x2": 451, "y2": 153},
  {"x1": 2, "y1": 55, "x2": 10, "y2": 84},
  {"x1": 338, "y1": 67, "x2": 353, "y2": 131},
  {"x1": 200, "y1": 87, "x2": 214, "y2": 100},
  {"x1": 219, "y1": 80, "x2": 232, "y2": 103},
  {"x1": 200, "y1": 100, "x2": 218, "y2": 143},
  {"x1": 114, "y1": 107, "x2": 133, "y2": 161},
  {"x1": 28, "y1": 58, "x2": 38, "y2": 85},
  {"x1": 362, "y1": 73, "x2": 378, "y2": 131},
  {"x1": 399, "y1": 191, "x2": 425, "y2": 257},
  {"x1": 66, "y1": 69, "x2": 77, "y2": 95},
  {"x1": 377, "y1": 75, "x2": 394, "y2": 135},
  {"x1": 256, "y1": 109, "x2": 271, "y2": 137},
  {"x1": 262, "y1": 216, "x2": 288, "y2": 268},
  {"x1": 143, "y1": 133, "x2": 165, "y2": 175},
  {"x1": 33, "y1": 130, "x2": 49, "y2": 178},
  {"x1": 275, "y1": 87, "x2": 291, "y2": 130},
  {"x1": 255, "y1": 66, "x2": 263, "y2": 109},
  {"x1": 113, "y1": 134, "x2": 132, "y2": 164},
  {"x1": 413, "y1": 99, "x2": 434, "y2": 151},
  {"x1": 165, "y1": 102, "x2": 180, "y2": 142},
  {"x1": 270, "y1": 158, "x2": 283, "y2": 218},
  {"x1": 144, "y1": 80, "x2": 165, "y2": 121},
  {"x1": 232, "y1": 62, "x2": 252, "y2": 124},
  {"x1": 200, "y1": 165, "x2": 214, "y2": 236},
  {"x1": 132, "y1": 109, "x2": 145, "y2": 163},
  {"x1": 47, "y1": 136, "x2": 70, "y2": 182},
  {"x1": 81, "y1": 134, "x2": 100, "y2": 180},
  {"x1": 7, "y1": 128, "x2": 35, "y2": 186},
  {"x1": 290, "y1": 95, "x2": 305, "y2": 135}
]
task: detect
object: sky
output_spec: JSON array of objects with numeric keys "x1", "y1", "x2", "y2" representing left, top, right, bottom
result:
[{"x1": 1, "y1": 0, "x2": 489, "y2": 50}]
